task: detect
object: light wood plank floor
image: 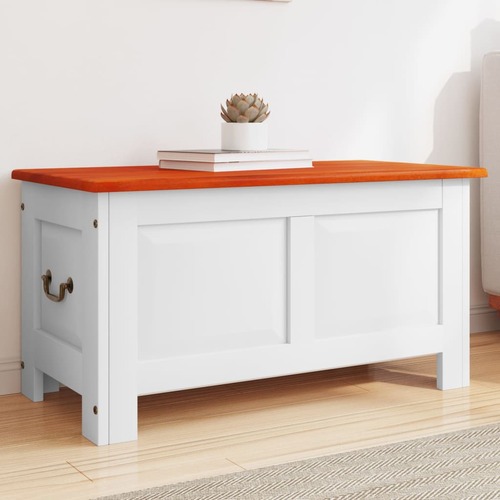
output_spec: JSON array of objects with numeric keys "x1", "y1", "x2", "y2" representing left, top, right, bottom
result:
[{"x1": 2, "y1": 331, "x2": 500, "y2": 500}]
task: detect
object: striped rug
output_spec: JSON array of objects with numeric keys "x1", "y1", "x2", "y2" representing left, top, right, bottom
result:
[{"x1": 96, "y1": 422, "x2": 500, "y2": 499}]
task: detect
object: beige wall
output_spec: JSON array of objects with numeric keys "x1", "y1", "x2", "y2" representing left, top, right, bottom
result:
[{"x1": 2, "y1": 0, "x2": 500, "y2": 394}]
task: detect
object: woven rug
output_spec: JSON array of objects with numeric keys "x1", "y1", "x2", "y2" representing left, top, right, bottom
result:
[{"x1": 96, "y1": 422, "x2": 500, "y2": 500}]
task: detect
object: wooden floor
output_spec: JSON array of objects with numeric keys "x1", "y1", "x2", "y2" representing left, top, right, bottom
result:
[{"x1": 2, "y1": 331, "x2": 500, "y2": 500}]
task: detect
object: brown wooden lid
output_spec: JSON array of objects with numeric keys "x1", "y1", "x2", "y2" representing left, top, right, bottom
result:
[{"x1": 11, "y1": 160, "x2": 487, "y2": 193}]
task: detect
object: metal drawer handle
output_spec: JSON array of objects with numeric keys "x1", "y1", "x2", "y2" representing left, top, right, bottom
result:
[{"x1": 41, "y1": 269, "x2": 74, "y2": 303}]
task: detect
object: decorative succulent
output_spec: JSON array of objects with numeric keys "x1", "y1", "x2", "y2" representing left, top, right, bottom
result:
[{"x1": 221, "y1": 93, "x2": 270, "y2": 123}]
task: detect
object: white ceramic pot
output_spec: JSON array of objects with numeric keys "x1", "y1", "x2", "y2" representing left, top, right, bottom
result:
[{"x1": 221, "y1": 122, "x2": 268, "y2": 151}]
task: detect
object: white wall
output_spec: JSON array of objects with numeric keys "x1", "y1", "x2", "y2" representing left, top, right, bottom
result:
[{"x1": 2, "y1": 0, "x2": 500, "y2": 394}]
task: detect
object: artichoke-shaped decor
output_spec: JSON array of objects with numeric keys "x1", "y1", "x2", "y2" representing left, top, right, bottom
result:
[{"x1": 221, "y1": 93, "x2": 270, "y2": 123}]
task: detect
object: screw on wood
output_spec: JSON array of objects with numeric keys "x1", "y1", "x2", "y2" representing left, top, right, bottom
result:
[
  {"x1": 93, "y1": 405, "x2": 98, "y2": 415},
  {"x1": 93, "y1": 219, "x2": 98, "y2": 228},
  {"x1": 20, "y1": 361, "x2": 25, "y2": 369},
  {"x1": 21, "y1": 203, "x2": 25, "y2": 211}
]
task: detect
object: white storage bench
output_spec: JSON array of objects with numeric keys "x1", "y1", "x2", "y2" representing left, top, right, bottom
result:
[{"x1": 12, "y1": 160, "x2": 486, "y2": 445}]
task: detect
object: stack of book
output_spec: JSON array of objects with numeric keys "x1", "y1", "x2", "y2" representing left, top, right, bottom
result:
[{"x1": 157, "y1": 149, "x2": 313, "y2": 172}]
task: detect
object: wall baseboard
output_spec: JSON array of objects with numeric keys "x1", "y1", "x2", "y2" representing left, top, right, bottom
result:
[
  {"x1": 0, "y1": 306, "x2": 499, "y2": 396},
  {"x1": 470, "y1": 304, "x2": 500, "y2": 334},
  {"x1": 0, "y1": 358, "x2": 21, "y2": 396}
]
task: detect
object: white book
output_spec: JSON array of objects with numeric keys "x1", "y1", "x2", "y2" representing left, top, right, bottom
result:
[
  {"x1": 157, "y1": 148, "x2": 311, "y2": 163},
  {"x1": 159, "y1": 158, "x2": 313, "y2": 172}
]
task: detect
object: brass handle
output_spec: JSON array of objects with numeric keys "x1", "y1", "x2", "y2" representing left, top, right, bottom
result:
[{"x1": 41, "y1": 269, "x2": 74, "y2": 303}]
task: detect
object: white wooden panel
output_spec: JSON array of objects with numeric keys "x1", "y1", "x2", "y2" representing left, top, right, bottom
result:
[
  {"x1": 21, "y1": 185, "x2": 44, "y2": 402},
  {"x1": 315, "y1": 210, "x2": 439, "y2": 337},
  {"x1": 108, "y1": 195, "x2": 139, "y2": 444},
  {"x1": 21, "y1": 183, "x2": 110, "y2": 445},
  {"x1": 138, "y1": 218, "x2": 287, "y2": 359},
  {"x1": 34, "y1": 329, "x2": 82, "y2": 394},
  {"x1": 138, "y1": 325, "x2": 444, "y2": 395},
  {"x1": 437, "y1": 179, "x2": 470, "y2": 389},
  {"x1": 288, "y1": 217, "x2": 315, "y2": 344},
  {"x1": 80, "y1": 192, "x2": 110, "y2": 445},
  {"x1": 40, "y1": 221, "x2": 82, "y2": 349},
  {"x1": 128, "y1": 180, "x2": 442, "y2": 226}
]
